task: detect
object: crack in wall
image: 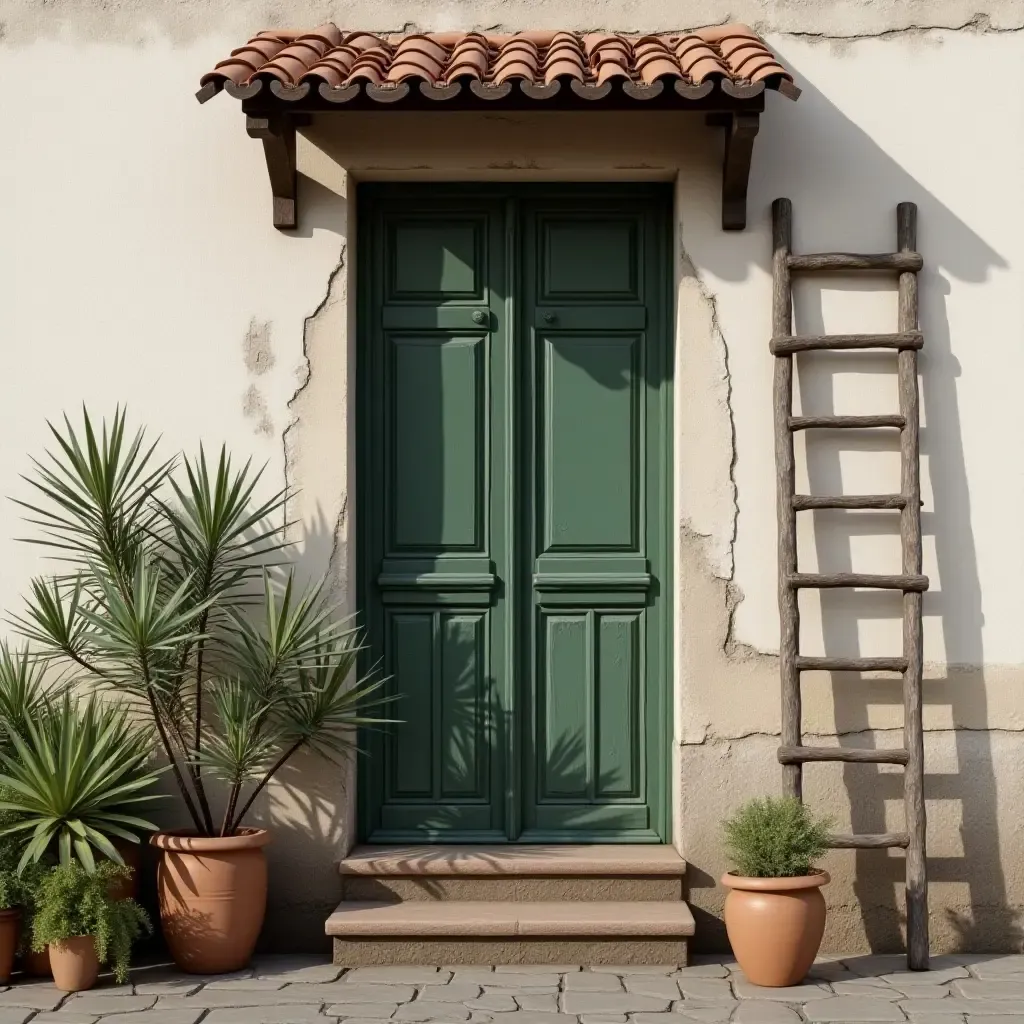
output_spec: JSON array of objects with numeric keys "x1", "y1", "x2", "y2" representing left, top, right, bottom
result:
[
  {"x1": 281, "y1": 245, "x2": 347, "y2": 540},
  {"x1": 682, "y1": 724, "x2": 1024, "y2": 745},
  {"x1": 778, "y1": 12, "x2": 1024, "y2": 41}
]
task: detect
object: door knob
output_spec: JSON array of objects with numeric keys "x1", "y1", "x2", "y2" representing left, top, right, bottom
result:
[
  {"x1": 543, "y1": 312, "x2": 557, "y2": 324},
  {"x1": 472, "y1": 309, "x2": 487, "y2": 325}
]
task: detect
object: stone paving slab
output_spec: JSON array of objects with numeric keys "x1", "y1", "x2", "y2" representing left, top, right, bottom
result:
[
  {"x1": 954, "y1": 978, "x2": 1024, "y2": 999},
  {"x1": 99, "y1": 1013, "x2": 205, "y2": 1024},
  {"x1": 325, "y1": 1003, "x2": 402, "y2": 1017},
  {"x1": 562, "y1": 975, "x2": 622, "y2": 993},
  {"x1": 561, "y1": 994, "x2": 671, "y2": 1014},
  {"x1": 64, "y1": 995, "x2": 157, "y2": 1014},
  {"x1": 674, "y1": 979, "x2": 734, "y2": 1001},
  {"x1": 203, "y1": 1007, "x2": 327, "y2": 1024},
  {"x1": 733, "y1": 1004, "x2": 803, "y2": 1023},
  {"x1": 622, "y1": 977, "x2": 680, "y2": 1000},
  {"x1": 802, "y1": 996, "x2": 907, "y2": 1021},
  {"x1": 514, "y1": 995, "x2": 558, "y2": 1012},
  {"x1": 347, "y1": 969, "x2": 453, "y2": 985},
  {"x1": 4, "y1": 952, "x2": 1024, "y2": 1024}
]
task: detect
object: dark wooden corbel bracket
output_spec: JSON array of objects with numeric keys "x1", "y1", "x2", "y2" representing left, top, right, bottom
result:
[
  {"x1": 245, "y1": 113, "x2": 309, "y2": 230},
  {"x1": 706, "y1": 111, "x2": 761, "y2": 231}
]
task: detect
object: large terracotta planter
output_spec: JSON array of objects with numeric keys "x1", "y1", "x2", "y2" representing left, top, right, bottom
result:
[
  {"x1": 49, "y1": 935, "x2": 99, "y2": 992},
  {"x1": 151, "y1": 829, "x2": 270, "y2": 974},
  {"x1": 722, "y1": 870, "x2": 830, "y2": 987},
  {"x1": 0, "y1": 910, "x2": 19, "y2": 984}
]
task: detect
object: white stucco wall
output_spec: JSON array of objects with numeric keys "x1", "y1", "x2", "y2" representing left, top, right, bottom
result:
[{"x1": 3, "y1": 6, "x2": 1024, "y2": 951}]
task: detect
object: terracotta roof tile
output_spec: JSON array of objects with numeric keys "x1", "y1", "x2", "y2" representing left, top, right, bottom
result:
[{"x1": 198, "y1": 23, "x2": 799, "y2": 104}]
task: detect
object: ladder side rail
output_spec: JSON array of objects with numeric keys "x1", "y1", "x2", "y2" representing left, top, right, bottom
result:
[
  {"x1": 897, "y1": 202, "x2": 929, "y2": 969},
  {"x1": 772, "y1": 198, "x2": 802, "y2": 801}
]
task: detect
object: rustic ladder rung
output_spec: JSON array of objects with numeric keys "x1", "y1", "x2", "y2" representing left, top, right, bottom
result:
[
  {"x1": 788, "y1": 252, "x2": 923, "y2": 273},
  {"x1": 789, "y1": 415, "x2": 906, "y2": 431},
  {"x1": 787, "y1": 572, "x2": 928, "y2": 591},
  {"x1": 830, "y1": 833, "x2": 910, "y2": 850},
  {"x1": 793, "y1": 494, "x2": 906, "y2": 511},
  {"x1": 771, "y1": 331, "x2": 923, "y2": 354},
  {"x1": 796, "y1": 655, "x2": 908, "y2": 673},
  {"x1": 772, "y1": 197, "x2": 928, "y2": 968},
  {"x1": 778, "y1": 745, "x2": 910, "y2": 766}
]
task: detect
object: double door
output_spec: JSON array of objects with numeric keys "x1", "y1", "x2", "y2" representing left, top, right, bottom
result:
[{"x1": 358, "y1": 184, "x2": 671, "y2": 842}]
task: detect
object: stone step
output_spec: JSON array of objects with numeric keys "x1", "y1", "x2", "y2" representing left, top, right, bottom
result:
[
  {"x1": 327, "y1": 899, "x2": 694, "y2": 967},
  {"x1": 339, "y1": 844, "x2": 686, "y2": 902}
]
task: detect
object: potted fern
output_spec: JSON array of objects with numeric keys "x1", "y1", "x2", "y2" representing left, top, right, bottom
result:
[
  {"x1": 721, "y1": 797, "x2": 833, "y2": 987},
  {"x1": 12, "y1": 409, "x2": 392, "y2": 973},
  {"x1": 31, "y1": 862, "x2": 150, "y2": 992}
]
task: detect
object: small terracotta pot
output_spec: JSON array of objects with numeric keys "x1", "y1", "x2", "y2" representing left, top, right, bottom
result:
[
  {"x1": 0, "y1": 910, "x2": 20, "y2": 984},
  {"x1": 24, "y1": 946, "x2": 52, "y2": 977},
  {"x1": 48, "y1": 935, "x2": 99, "y2": 992},
  {"x1": 151, "y1": 829, "x2": 270, "y2": 974},
  {"x1": 722, "y1": 870, "x2": 830, "y2": 987}
]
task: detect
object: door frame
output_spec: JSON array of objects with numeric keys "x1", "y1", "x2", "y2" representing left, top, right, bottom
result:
[{"x1": 355, "y1": 181, "x2": 674, "y2": 843}]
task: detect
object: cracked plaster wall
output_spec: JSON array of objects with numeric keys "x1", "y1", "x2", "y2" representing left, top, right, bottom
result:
[{"x1": 3, "y1": 21, "x2": 1024, "y2": 951}]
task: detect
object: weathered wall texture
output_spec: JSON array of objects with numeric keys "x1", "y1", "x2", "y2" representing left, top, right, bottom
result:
[{"x1": 3, "y1": 7, "x2": 1024, "y2": 952}]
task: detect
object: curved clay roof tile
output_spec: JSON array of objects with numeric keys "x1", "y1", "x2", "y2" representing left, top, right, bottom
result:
[
  {"x1": 259, "y1": 57, "x2": 312, "y2": 84},
  {"x1": 446, "y1": 38, "x2": 490, "y2": 79},
  {"x1": 543, "y1": 58, "x2": 585, "y2": 84},
  {"x1": 694, "y1": 22, "x2": 759, "y2": 43},
  {"x1": 686, "y1": 56, "x2": 727, "y2": 83},
  {"x1": 493, "y1": 59, "x2": 540, "y2": 83},
  {"x1": 393, "y1": 34, "x2": 449, "y2": 62},
  {"x1": 388, "y1": 52, "x2": 446, "y2": 82},
  {"x1": 342, "y1": 32, "x2": 389, "y2": 51},
  {"x1": 230, "y1": 38, "x2": 283, "y2": 61},
  {"x1": 634, "y1": 51, "x2": 684, "y2": 83},
  {"x1": 198, "y1": 21, "x2": 795, "y2": 103},
  {"x1": 595, "y1": 60, "x2": 631, "y2": 86},
  {"x1": 299, "y1": 23, "x2": 343, "y2": 47}
]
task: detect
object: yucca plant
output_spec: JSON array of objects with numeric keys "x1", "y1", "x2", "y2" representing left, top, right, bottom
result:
[
  {"x1": 0, "y1": 643, "x2": 64, "y2": 751},
  {"x1": 0, "y1": 695, "x2": 165, "y2": 872},
  {"x1": 723, "y1": 797, "x2": 834, "y2": 878},
  {"x1": 11, "y1": 408, "x2": 391, "y2": 838}
]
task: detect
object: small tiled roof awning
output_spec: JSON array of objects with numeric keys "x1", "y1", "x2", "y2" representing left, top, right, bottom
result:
[
  {"x1": 198, "y1": 25, "x2": 799, "y2": 232},
  {"x1": 197, "y1": 25, "x2": 799, "y2": 106}
]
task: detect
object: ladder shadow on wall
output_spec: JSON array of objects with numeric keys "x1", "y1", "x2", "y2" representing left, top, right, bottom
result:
[
  {"x1": 794, "y1": 273, "x2": 1014, "y2": 953},
  {"x1": 751, "y1": 49, "x2": 1016, "y2": 954}
]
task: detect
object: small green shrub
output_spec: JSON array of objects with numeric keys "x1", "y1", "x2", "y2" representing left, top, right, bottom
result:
[
  {"x1": 723, "y1": 796, "x2": 833, "y2": 878},
  {"x1": 31, "y1": 862, "x2": 151, "y2": 982}
]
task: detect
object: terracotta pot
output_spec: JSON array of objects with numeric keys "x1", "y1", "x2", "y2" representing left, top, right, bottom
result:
[
  {"x1": 722, "y1": 870, "x2": 830, "y2": 987},
  {"x1": 24, "y1": 947, "x2": 52, "y2": 977},
  {"x1": 151, "y1": 829, "x2": 270, "y2": 974},
  {"x1": 0, "y1": 910, "x2": 19, "y2": 984},
  {"x1": 109, "y1": 839, "x2": 142, "y2": 901},
  {"x1": 48, "y1": 935, "x2": 99, "y2": 992}
]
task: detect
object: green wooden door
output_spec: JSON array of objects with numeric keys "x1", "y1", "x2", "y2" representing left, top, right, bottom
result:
[{"x1": 359, "y1": 185, "x2": 670, "y2": 843}]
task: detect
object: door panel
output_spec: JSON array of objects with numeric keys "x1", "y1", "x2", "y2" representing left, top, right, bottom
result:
[
  {"x1": 361, "y1": 197, "x2": 509, "y2": 842},
  {"x1": 521, "y1": 197, "x2": 666, "y2": 841},
  {"x1": 359, "y1": 185, "x2": 669, "y2": 843}
]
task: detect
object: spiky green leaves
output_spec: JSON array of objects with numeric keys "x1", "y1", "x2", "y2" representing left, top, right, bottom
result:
[
  {"x1": 0, "y1": 696, "x2": 165, "y2": 874},
  {"x1": 9, "y1": 407, "x2": 392, "y2": 837},
  {"x1": 723, "y1": 797, "x2": 834, "y2": 878}
]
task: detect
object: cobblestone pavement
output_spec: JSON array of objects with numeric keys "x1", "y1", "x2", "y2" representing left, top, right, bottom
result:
[{"x1": 3, "y1": 954, "x2": 1024, "y2": 1024}]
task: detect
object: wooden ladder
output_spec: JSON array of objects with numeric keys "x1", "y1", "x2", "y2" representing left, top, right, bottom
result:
[{"x1": 770, "y1": 198, "x2": 929, "y2": 970}]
